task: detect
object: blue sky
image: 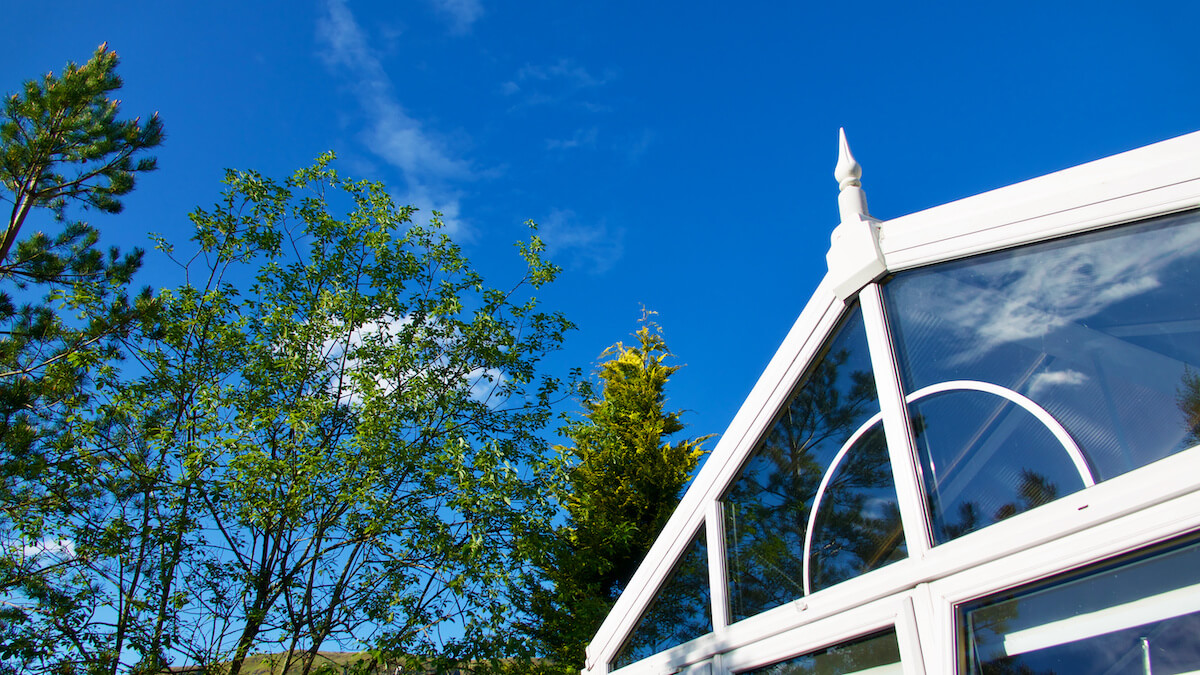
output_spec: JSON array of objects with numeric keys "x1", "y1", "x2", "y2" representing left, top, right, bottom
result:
[{"x1": 4, "y1": 0, "x2": 1200, "y2": 450}]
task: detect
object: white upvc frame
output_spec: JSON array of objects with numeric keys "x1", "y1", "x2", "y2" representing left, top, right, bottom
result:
[
  {"x1": 878, "y1": 135, "x2": 1200, "y2": 273},
  {"x1": 721, "y1": 592, "x2": 926, "y2": 675},
  {"x1": 586, "y1": 282, "x2": 850, "y2": 671},
  {"x1": 585, "y1": 130, "x2": 1200, "y2": 675},
  {"x1": 859, "y1": 284, "x2": 930, "y2": 559},
  {"x1": 924, "y1": 453, "x2": 1200, "y2": 675}
]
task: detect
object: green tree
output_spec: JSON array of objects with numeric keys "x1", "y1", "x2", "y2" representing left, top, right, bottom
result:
[
  {"x1": 528, "y1": 316, "x2": 711, "y2": 672},
  {"x1": 0, "y1": 44, "x2": 162, "y2": 674},
  {"x1": 0, "y1": 42, "x2": 162, "y2": 265},
  {"x1": 1178, "y1": 367, "x2": 1200, "y2": 447},
  {"x1": 102, "y1": 155, "x2": 570, "y2": 675}
]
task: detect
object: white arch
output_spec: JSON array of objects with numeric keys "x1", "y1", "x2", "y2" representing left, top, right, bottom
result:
[
  {"x1": 801, "y1": 411, "x2": 884, "y2": 596},
  {"x1": 906, "y1": 380, "x2": 1096, "y2": 489},
  {"x1": 801, "y1": 380, "x2": 1095, "y2": 596}
]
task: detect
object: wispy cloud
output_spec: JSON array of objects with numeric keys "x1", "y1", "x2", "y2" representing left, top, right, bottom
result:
[
  {"x1": 545, "y1": 127, "x2": 598, "y2": 151},
  {"x1": 934, "y1": 224, "x2": 1200, "y2": 365},
  {"x1": 515, "y1": 60, "x2": 610, "y2": 88},
  {"x1": 502, "y1": 58, "x2": 615, "y2": 109},
  {"x1": 427, "y1": 0, "x2": 483, "y2": 34},
  {"x1": 318, "y1": 0, "x2": 473, "y2": 236},
  {"x1": 623, "y1": 128, "x2": 655, "y2": 163},
  {"x1": 537, "y1": 208, "x2": 624, "y2": 274}
]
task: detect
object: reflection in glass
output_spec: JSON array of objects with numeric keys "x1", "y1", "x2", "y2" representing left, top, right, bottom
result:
[
  {"x1": 612, "y1": 527, "x2": 712, "y2": 670},
  {"x1": 961, "y1": 538, "x2": 1200, "y2": 674},
  {"x1": 911, "y1": 390, "x2": 1089, "y2": 543},
  {"x1": 746, "y1": 630, "x2": 902, "y2": 675},
  {"x1": 723, "y1": 306, "x2": 903, "y2": 623},
  {"x1": 885, "y1": 211, "x2": 1200, "y2": 541},
  {"x1": 808, "y1": 423, "x2": 906, "y2": 592}
]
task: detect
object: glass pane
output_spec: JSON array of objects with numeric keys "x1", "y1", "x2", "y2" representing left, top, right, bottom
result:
[
  {"x1": 885, "y1": 212, "x2": 1200, "y2": 541},
  {"x1": 723, "y1": 306, "x2": 883, "y2": 622},
  {"x1": 746, "y1": 629, "x2": 902, "y2": 675},
  {"x1": 809, "y1": 423, "x2": 906, "y2": 592},
  {"x1": 612, "y1": 527, "x2": 712, "y2": 670},
  {"x1": 961, "y1": 538, "x2": 1200, "y2": 674},
  {"x1": 911, "y1": 390, "x2": 1090, "y2": 542}
]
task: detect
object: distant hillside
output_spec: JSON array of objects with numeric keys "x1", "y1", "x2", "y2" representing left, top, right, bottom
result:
[{"x1": 166, "y1": 652, "x2": 550, "y2": 674}]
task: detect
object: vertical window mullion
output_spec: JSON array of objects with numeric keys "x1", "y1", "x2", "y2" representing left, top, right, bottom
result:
[
  {"x1": 895, "y1": 596, "x2": 929, "y2": 675},
  {"x1": 707, "y1": 501, "x2": 729, "y2": 637},
  {"x1": 858, "y1": 283, "x2": 932, "y2": 559}
]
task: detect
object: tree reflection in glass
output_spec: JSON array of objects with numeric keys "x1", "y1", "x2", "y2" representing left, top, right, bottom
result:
[
  {"x1": 885, "y1": 211, "x2": 1200, "y2": 543},
  {"x1": 723, "y1": 306, "x2": 905, "y2": 622},
  {"x1": 745, "y1": 630, "x2": 901, "y2": 675},
  {"x1": 910, "y1": 391, "x2": 1088, "y2": 543},
  {"x1": 809, "y1": 424, "x2": 906, "y2": 592},
  {"x1": 612, "y1": 527, "x2": 712, "y2": 670}
]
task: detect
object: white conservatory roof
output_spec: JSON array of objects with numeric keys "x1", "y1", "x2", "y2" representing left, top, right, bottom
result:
[{"x1": 583, "y1": 129, "x2": 1200, "y2": 675}]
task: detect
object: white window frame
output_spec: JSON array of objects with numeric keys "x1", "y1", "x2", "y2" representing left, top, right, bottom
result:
[
  {"x1": 722, "y1": 592, "x2": 926, "y2": 675},
  {"x1": 586, "y1": 130, "x2": 1200, "y2": 675},
  {"x1": 925, "y1": 453, "x2": 1200, "y2": 675}
]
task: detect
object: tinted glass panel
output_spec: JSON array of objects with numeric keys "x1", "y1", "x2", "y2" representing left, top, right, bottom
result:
[
  {"x1": 745, "y1": 629, "x2": 901, "y2": 675},
  {"x1": 809, "y1": 423, "x2": 906, "y2": 592},
  {"x1": 723, "y1": 306, "x2": 885, "y2": 622},
  {"x1": 911, "y1": 390, "x2": 1089, "y2": 542},
  {"x1": 886, "y1": 212, "x2": 1200, "y2": 542},
  {"x1": 612, "y1": 527, "x2": 712, "y2": 670},
  {"x1": 961, "y1": 538, "x2": 1200, "y2": 674}
]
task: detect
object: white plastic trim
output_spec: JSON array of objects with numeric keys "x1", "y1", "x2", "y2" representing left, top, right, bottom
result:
[
  {"x1": 801, "y1": 378, "x2": 1097, "y2": 597},
  {"x1": 905, "y1": 380, "x2": 1096, "y2": 488},
  {"x1": 828, "y1": 129, "x2": 886, "y2": 301},
  {"x1": 894, "y1": 597, "x2": 928, "y2": 675},
  {"x1": 880, "y1": 132, "x2": 1200, "y2": 272},
  {"x1": 802, "y1": 411, "x2": 885, "y2": 595},
  {"x1": 859, "y1": 284, "x2": 932, "y2": 560},
  {"x1": 926, "y1": 481, "x2": 1200, "y2": 675},
  {"x1": 721, "y1": 592, "x2": 917, "y2": 674},
  {"x1": 706, "y1": 500, "x2": 730, "y2": 636},
  {"x1": 906, "y1": 584, "x2": 938, "y2": 675},
  {"x1": 827, "y1": 214, "x2": 885, "y2": 302}
]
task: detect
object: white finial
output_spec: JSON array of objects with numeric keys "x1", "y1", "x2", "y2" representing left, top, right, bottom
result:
[
  {"x1": 826, "y1": 127, "x2": 884, "y2": 302},
  {"x1": 834, "y1": 127, "x2": 862, "y2": 190},
  {"x1": 835, "y1": 128, "x2": 870, "y2": 222}
]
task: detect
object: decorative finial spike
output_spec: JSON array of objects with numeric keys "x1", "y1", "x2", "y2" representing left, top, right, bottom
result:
[
  {"x1": 834, "y1": 127, "x2": 862, "y2": 190},
  {"x1": 827, "y1": 127, "x2": 883, "y2": 302}
]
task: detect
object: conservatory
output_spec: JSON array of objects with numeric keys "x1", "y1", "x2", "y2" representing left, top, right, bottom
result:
[{"x1": 582, "y1": 130, "x2": 1200, "y2": 675}]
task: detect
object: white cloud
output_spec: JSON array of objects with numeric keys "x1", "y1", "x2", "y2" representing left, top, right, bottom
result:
[
  {"x1": 397, "y1": 183, "x2": 468, "y2": 238},
  {"x1": 323, "y1": 315, "x2": 413, "y2": 405},
  {"x1": 20, "y1": 537, "x2": 75, "y2": 561},
  {"x1": 324, "y1": 316, "x2": 509, "y2": 407},
  {"x1": 318, "y1": 0, "x2": 473, "y2": 236},
  {"x1": 466, "y1": 366, "x2": 506, "y2": 402},
  {"x1": 427, "y1": 0, "x2": 483, "y2": 34},
  {"x1": 537, "y1": 208, "x2": 624, "y2": 274},
  {"x1": 1027, "y1": 369, "x2": 1088, "y2": 398}
]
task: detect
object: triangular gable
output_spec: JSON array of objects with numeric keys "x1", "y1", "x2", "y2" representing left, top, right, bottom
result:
[{"x1": 584, "y1": 130, "x2": 1200, "y2": 675}]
